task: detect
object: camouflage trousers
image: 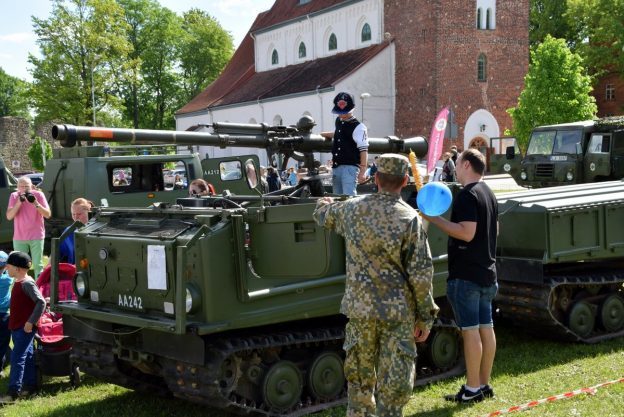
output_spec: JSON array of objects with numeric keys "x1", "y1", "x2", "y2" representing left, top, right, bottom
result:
[{"x1": 343, "y1": 318, "x2": 417, "y2": 417}]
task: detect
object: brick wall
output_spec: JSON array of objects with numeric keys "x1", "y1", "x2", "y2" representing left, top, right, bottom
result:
[
  {"x1": 594, "y1": 72, "x2": 624, "y2": 117},
  {"x1": 385, "y1": 0, "x2": 529, "y2": 145}
]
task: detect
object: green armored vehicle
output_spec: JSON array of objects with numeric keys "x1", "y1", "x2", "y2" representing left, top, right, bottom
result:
[
  {"x1": 0, "y1": 160, "x2": 18, "y2": 247},
  {"x1": 495, "y1": 180, "x2": 624, "y2": 342},
  {"x1": 40, "y1": 143, "x2": 203, "y2": 242},
  {"x1": 506, "y1": 117, "x2": 624, "y2": 187},
  {"x1": 49, "y1": 120, "x2": 462, "y2": 416}
]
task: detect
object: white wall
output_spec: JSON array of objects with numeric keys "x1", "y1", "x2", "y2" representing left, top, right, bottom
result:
[
  {"x1": 255, "y1": 0, "x2": 383, "y2": 72},
  {"x1": 175, "y1": 45, "x2": 395, "y2": 167},
  {"x1": 463, "y1": 109, "x2": 500, "y2": 149}
]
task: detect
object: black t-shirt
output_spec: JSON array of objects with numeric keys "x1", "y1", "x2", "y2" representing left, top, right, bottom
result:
[{"x1": 447, "y1": 181, "x2": 498, "y2": 286}]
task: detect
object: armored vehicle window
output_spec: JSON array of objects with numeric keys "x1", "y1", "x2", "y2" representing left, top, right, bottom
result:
[
  {"x1": 220, "y1": 161, "x2": 242, "y2": 181},
  {"x1": 553, "y1": 130, "x2": 582, "y2": 154},
  {"x1": 527, "y1": 130, "x2": 556, "y2": 155},
  {"x1": 112, "y1": 168, "x2": 131, "y2": 187},
  {"x1": 588, "y1": 134, "x2": 610, "y2": 154},
  {"x1": 163, "y1": 164, "x2": 188, "y2": 190}
]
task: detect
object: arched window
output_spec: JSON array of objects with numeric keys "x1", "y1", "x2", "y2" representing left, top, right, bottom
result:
[
  {"x1": 298, "y1": 42, "x2": 307, "y2": 58},
  {"x1": 477, "y1": 54, "x2": 487, "y2": 82},
  {"x1": 271, "y1": 49, "x2": 279, "y2": 65},
  {"x1": 486, "y1": 8, "x2": 492, "y2": 30},
  {"x1": 361, "y1": 23, "x2": 372, "y2": 42},
  {"x1": 328, "y1": 33, "x2": 337, "y2": 51},
  {"x1": 476, "y1": 8, "x2": 482, "y2": 29}
]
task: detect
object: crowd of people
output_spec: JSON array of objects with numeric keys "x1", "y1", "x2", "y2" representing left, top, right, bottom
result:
[{"x1": 0, "y1": 93, "x2": 493, "y2": 412}]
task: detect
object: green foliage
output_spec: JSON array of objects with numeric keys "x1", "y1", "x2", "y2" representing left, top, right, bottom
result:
[
  {"x1": 529, "y1": 0, "x2": 580, "y2": 49},
  {"x1": 29, "y1": 0, "x2": 133, "y2": 126},
  {"x1": 179, "y1": 8, "x2": 234, "y2": 102},
  {"x1": 567, "y1": 0, "x2": 624, "y2": 76},
  {"x1": 27, "y1": 136, "x2": 53, "y2": 171},
  {"x1": 507, "y1": 36, "x2": 597, "y2": 150},
  {"x1": 0, "y1": 67, "x2": 30, "y2": 118}
]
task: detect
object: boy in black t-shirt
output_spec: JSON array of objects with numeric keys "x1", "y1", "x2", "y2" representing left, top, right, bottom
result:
[{"x1": 423, "y1": 148, "x2": 498, "y2": 404}]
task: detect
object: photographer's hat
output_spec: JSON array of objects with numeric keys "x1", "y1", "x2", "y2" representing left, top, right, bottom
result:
[
  {"x1": 7, "y1": 251, "x2": 31, "y2": 270},
  {"x1": 331, "y1": 92, "x2": 355, "y2": 115}
]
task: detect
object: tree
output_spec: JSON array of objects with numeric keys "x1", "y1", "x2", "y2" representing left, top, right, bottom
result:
[
  {"x1": 28, "y1": 136, "x2": 53, "y2": 171},
  {"x1": 507, "y1": 36, "x2": 597, "y2": 149},
  {"x1": 529, "y1": 0, "x2": 579, "y2": 49},
  {"x1": 0, "y1": 67, "x2": 30, "y2": 118},
  {"x1": 178, "y1": 9, "x2": 234, "y2": 102},
  {"x1": 29, "y1": 0, "x2": 134, "y2": 126},
  {"x1": 117, "y1": 0, "x2": 183, "y2": 129},
  {"x1": 567, "y1": 0, "x2": 624, "y2": 76}
]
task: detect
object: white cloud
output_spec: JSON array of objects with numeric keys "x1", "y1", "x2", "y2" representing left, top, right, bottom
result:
[
  {"x1": 0, "y1": 32, "x2": 36, "y2": 43},
  {"x1": 215, "y1": 0, "x2": 272, "y2": 17}
]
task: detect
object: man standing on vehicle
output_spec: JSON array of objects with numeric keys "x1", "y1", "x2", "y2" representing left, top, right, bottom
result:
[
  {"x1": 423, "y1": 148, "x2": 498, "y2": 403},
  {"x1": 321, "y1": 92, "x2": 368, "y2": 195},
  {"x1": 313, "y1": 153, "x2": 438, "y2": 416}
]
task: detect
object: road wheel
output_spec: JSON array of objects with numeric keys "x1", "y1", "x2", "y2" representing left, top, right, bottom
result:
[
  {"x1": 568, "y1": 300, "x2": 595, "y2": 338},
  {"x1": 262, "y1": 360, "x2": 302, "y2": 412},
  {"x1": 599, "y1": 294, "x2": 624, "y2": 332}
]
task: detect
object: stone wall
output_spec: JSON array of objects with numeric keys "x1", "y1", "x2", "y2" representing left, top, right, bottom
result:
[{"x1": 0, "y1": 117, "x2": 60, "y2": 173}]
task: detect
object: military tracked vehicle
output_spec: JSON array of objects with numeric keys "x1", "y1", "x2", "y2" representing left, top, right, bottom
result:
[
  {"x1": 0, "y1": 160, "x2": 18, "y2": 247},
  {"x1": 494, "y1": 180, "x2": 624, "y2": 342},
  {"x1": 48, "y1": 119, "x2": 463, "y2": 417}
]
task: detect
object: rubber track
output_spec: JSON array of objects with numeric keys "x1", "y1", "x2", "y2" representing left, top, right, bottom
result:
[
  {"x1": 496, "y1": 272, "x2": 624, "y2": 343},
  {"x1": 73, "y1": 321, "x2": 464, "y2": 417}
]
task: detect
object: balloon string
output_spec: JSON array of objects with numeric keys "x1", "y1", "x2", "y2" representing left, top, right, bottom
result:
[{"x1": 409, "y1": 149, "x2": 423, "y2": 191}]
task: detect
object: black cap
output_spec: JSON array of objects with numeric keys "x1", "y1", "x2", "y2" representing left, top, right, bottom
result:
[
  {"x1": 332, "y1": 92, "x2": 355, "y2": 115},
  {"x1": 7, "y1": 251, "x2": 31, "y2": 269}
]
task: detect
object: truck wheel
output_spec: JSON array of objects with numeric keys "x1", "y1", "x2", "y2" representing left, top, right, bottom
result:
[
  {"x1": 262, "y1": 360, "x2": 302, "y2": 412},
  {"x1": 307, "y1": 351, "x2": 344, "y2": 400},
  {"x1": 568, "y1": 300, "x2": 595, "y2": 338},
  {"x1": 599, "y1": 295, "x2": 624, "y2": 332}
]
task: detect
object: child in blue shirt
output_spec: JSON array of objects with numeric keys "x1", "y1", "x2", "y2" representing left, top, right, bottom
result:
[{"x1": 0, "y1": 251, "x2": 12, "y2": 376}]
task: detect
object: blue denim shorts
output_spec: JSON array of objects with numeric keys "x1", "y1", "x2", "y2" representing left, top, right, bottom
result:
[{"x1": 447, "y1": 279, "x2": 498, "y2": 330}]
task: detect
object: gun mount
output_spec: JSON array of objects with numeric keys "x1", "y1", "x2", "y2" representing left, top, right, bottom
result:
[{"x1": 52, "y1": 116, "x2": 428, "y2": 177}]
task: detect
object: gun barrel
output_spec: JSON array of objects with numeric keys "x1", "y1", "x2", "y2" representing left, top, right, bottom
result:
[{"x1": 52, "y1": 124, "x2": 428, "y2": 158}]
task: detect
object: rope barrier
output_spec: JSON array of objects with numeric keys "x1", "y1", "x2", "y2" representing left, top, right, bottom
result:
[{"x1": 480, "y1": 377, "x2": 624, "y2": 417}]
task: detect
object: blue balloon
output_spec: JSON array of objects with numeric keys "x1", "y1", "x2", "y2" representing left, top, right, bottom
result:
[{"x1": 417, "y1": 182, "x2": 452, "y2": 216}]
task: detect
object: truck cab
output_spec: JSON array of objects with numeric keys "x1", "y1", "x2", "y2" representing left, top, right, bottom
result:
[{"x1": 508, "y1": 118, "x2": 624, "y2": 188}]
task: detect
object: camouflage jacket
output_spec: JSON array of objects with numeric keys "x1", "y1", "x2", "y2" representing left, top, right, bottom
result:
[{"x1": 313, "y1": 192, "x2": 438, "y2": 329}]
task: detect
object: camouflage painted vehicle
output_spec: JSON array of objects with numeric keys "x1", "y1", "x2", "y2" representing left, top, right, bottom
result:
[
  {"x1": 48, "y1": 120, "x2": 462, "y2": 417},
  {"x1": 506, "y1": 117, "x2": 624, "y2": 187}
]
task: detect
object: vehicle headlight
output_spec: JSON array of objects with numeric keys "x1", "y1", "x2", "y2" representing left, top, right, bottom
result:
[
  {"x1": 566, "y1": 171, "x2": 574, "y2": 181},
  {"x1": 520, "y1": 171, "x2": 527, "y2": 181},
  {"x1": 185, "y1": 285, "x2": 201, "y2": 314},
  {"x1": 74, "y1": 272, "x2": 87, "y2": 298}
]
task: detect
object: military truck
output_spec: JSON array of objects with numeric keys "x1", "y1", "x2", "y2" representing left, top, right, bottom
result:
[
  {"x1": 48, "y1": 120, "x2": 462, "y2": 417},
  {"x1": 505, "y1": 116, "x2": 624, "y2": 187}
]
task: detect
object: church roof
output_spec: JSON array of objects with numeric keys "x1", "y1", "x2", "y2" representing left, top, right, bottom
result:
[
  {"x1": 177, "y1": 40, "x2": 389, "y2": 115},
  {"x1": 176, "y1": 0, "x2": 378, "y2": 116}
]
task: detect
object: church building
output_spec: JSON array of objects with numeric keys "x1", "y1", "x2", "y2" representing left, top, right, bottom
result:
[{"x1": 175, "y1": 0, "x2": 529, "y2": 166}]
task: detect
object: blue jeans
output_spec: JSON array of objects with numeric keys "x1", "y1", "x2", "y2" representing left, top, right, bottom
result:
[
  {"x1": 332, "y1": 164, "x2": 360, "y2": 196},
  {"x1": 447, "y1": 279, "x2": 498, "y2": 330},
  {"x1": 9, "y1": 328, "x2": 37, "y2": 394},
  {"x1": 0, "y1": 313, "x2": 10, "y2": 368}
]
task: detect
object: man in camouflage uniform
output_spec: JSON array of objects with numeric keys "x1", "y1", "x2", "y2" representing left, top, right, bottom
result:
[{"x1": 313, "y1": 153, "x2": 438, "y2": 417}]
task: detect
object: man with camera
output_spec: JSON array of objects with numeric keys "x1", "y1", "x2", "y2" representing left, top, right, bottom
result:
[{"x1": 6, "y1": 177, "x2": 51, "y2": 277}]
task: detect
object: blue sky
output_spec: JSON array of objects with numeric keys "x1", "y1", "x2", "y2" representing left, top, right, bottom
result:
[{"x1": 0, "y1": 0, "x2": 275, "y2": 81}]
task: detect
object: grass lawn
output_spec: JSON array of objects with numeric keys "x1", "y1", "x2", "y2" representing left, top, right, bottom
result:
[{"x1": 0, "y1": 324, "x2": 622, "y2": 417}]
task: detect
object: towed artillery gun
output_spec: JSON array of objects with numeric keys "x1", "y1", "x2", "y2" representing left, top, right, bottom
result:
[{"x1": 49, "y1": 119, "x2": 462, "y2": 416}]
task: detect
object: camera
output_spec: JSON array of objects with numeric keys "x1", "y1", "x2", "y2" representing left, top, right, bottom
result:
[{"x1": 19, "y1": 192, "x2": 36, "y2": 204}]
